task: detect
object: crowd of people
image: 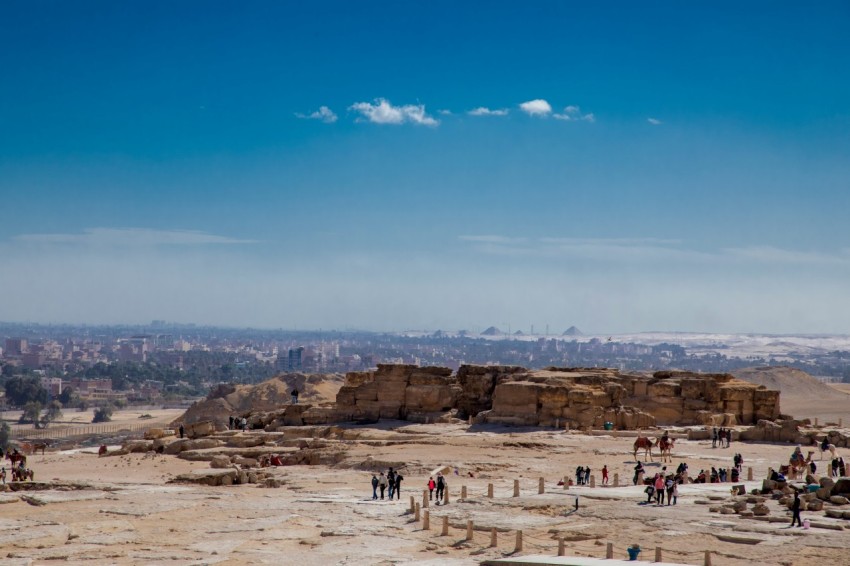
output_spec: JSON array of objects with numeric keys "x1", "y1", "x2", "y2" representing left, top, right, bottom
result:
[
  {"x1": 712, "y1": 427, "x2": 733, "y2": 448},
  {"x1": 370, "y1": 467, "x2": 406, "y2": 500}
]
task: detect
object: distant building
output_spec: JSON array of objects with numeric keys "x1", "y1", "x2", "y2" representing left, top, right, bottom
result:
[
  {"x1": 288, "y1": 347, "x2": 304, "y2": 371},
  {"x1": 4, "y1": 338, "x2": 27, "y2": 356},
  {"x1": 41, "y1": 377, "x2": 63, "y2": 397}
]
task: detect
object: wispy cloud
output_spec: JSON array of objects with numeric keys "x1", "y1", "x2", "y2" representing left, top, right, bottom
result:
[
  {"x1": 467, "y1": 107, "x2": 509, "y2": 117},
  {"x1": 553, "y1": 105, "x2": 595, "y2": 122},
  {"x1": 14, "y1": 228, "x2": 259, "y2": 246},
  {"x1": 518, "y1": 99, "x2": 552, "y2": 117},
  {"x1": 295, "y1": 106, "x2": 338, "y2": 123},
  {"x1": 438, "y1": 109, "x2": 453, "y2": 116},
  {"x1": 647, "y1": 117, "x2": 662, "y2": 125},
  {"x1": 461, "y1": 235, "x2": 850, "y2": 266},
  {"x1": 349, "y1": 98, "x2": 439, "y2": 126}
]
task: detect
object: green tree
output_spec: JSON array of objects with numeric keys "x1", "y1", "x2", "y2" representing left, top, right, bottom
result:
[
  {"x1": 3, "y1": 376, "x2": 48, "y2": 406},
  {"x1": 40, "y1": 400, "x2": 63, "y2": 428},
  {"x1": 92, "y1": 404, "x2": 113, "y2": 423},
  {"x1": 58, "y1": 386, "x2": 76, "y2": 406},
  {"x1": 19, "y1": 401, "x2": 43, "y2": 427}
]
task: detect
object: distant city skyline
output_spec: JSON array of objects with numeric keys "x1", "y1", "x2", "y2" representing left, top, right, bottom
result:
[{"x1": 2, "y1": 2, "x2": 849, "y2": 333}]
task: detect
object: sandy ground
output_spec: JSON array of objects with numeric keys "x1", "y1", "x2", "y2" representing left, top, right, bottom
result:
[
  {"x1": 4, "y1": 408, "x2": 186, "y2": 434},
  {"x1": 1, "y1": 420, "x2": 848, "y2": 566}
]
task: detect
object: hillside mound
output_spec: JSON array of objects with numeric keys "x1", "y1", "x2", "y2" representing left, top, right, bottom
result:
[
  {"x1": 732, "y1": 366, "x2": 842, "y2": 399},
  {"x1": 175, "y1": 373, "x2": 343, "y2": 427}
]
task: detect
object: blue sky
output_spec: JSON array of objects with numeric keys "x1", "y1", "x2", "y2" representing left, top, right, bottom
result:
[{"x1": 1, "y1": 1, "x2": 849, "y2": 332}]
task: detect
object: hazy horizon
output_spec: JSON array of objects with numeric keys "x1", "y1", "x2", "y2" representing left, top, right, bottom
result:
[{"x1": 2, "y1": 2, "x2": 849, "y2": 334}]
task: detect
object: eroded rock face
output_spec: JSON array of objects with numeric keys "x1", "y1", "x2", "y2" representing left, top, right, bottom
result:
[{"x1": 324, "y1": 364, "x2": 783, "y2": 429}]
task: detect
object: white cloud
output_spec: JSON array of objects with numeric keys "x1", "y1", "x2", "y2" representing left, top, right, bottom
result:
[
  {"x1": 467, "y1": 107, "x2": 509, "y2": 117},
  {"x1": 553, "y1": 105, "x2": 595, "y2": 122},
  {"x1": 518, "y1": 99, "x2": 552, "y2": 117},
  {"x1": 348, "y1": 98, "x2": 439, "y2": 126},
  {"x1": 14, "y1": 228, "x2": 258, "y2": 246},
  {"x1": 438, "y1": 109, "x2": 453, "y2": 115},
  {"x1": 647, "y1": 117, "x2": 662, "y2": 125},
  {"x1": 295, "y1": 106, "x2": 338, "y2": 123}
]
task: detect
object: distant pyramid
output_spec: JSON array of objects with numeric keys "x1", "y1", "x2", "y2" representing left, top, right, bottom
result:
[
  {"x1": 513, "y1": 330, "x2": 525, "y2": 336},
  {"x1": 481, "y1": 326, "x2": 503, "y2": 336},
  {"x1": 562, "y1": 326, "x2": 583, "y2": 336}
]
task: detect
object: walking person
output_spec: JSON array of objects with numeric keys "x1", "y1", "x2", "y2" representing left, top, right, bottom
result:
[
  {"x1": 584, "y1": 466, "x2": 591, "y2": 486},
  {"x1": 394, "y1": 472, "x2": 403, "y2": 500},
  {"x1": 435, "y1": 473, "x2": 445, "y2": 503},
  {"x1": 291, "y1": 388, "x2": 299, "y2": 404},
  {"x1": 371, "y1": 474, "x2": 379, "y2": 500},
  {"x1": 654, "y1": 474, "x2": 665, "y2": 505},
  {"x1": 576, "y1": 466, "x2": 584, "y2": 486},
  {"x1": 633, "y1": 461, "x2": 644, "y2": 485},
  {"x1": 665, "y1": 476, "x2": 674, "y2": 505},
  {"x1": 428, "y1": 476, "x2": 436, "y2": 500},
  {"x1": 378, "y1": 472, "x2": 387, "y2": 500},
  {"x1": 670, "y1": 480, "x2": 678, "y2": 505},
  {"x1": 602, "y1": 465, "x2": 609, "y2": 485},
  {"x1": 790, "y1": 490, "x2": 803, "y2": 527},
  {"x1": 387, "y1": 468, "x2": 396, "y2": 499},
  {"x1": 712, "y1": 427, "x2": 718, "y2": 448}
]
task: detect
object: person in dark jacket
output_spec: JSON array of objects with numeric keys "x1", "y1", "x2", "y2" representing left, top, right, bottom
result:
[
  {"x1": 394, "y1": 472, "x2": 403, "y2": 500},
  {"x1": 371, "y1": 474, "x2": 379, "y2": 500},
  {"x1": 790, "y1": 490, "x2": 802, "y2": 527}
]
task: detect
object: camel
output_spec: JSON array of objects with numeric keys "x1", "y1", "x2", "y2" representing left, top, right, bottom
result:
[
  {"x1": 655, "y1": 437, "x2": 675, "y2": 463},
  {"x1": 31, "y1": 441, "x2": 49, "y2": 455},
  {"x1": 633, "y1": 436, "x2": 654, "y2": 462},
  {"x1": 789, "y1": 450, "x2": 815, "y2": 479},
  {"x1": 820, "y1": 442, "x2": 837, "y2": 461},
  {"x1": 6, "y1": 450, "x2": 26, "y2": 468}
]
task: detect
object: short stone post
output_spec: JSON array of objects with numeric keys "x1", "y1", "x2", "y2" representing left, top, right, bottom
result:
[
  {"x1": 444, "y1": 487, "x2": 450, "y2": 505},
  {"x1": 839, "y1": 418, "x2": 843, "y2": 427},
  {"x1": 490, "y1": 528, "x2": 497, "y2": 547},
  {"x1": 606, "y1": 542, "x2": 613, "y2": 559},
  {"x1": 564, "y1": 476, "x2": 569, "y2": 490},
  {"x1": 410, "y1": 496, "x2": 415, "y2": 513},
  {"x1": 704, "y1": 549, "x2": 712, "y2": 566},
  {"x1": 513, "y1": 479, "x2": 520, "y2": 497},
  {"x1": 423, "y1": 510, "x2": 430, "y2": 530},
  {"x1": 590, "y1": 474, "x2": 596, "y2": 488},
  {"x1": 655, "y1": 546, "x2": 662, "y2": 562},
  {"x1": 461, "y1": 485, "x2": 467, "y2": 499},
  {"x1": 441, "y1": 515, "x2": 449, "y2": 536},
  {"x1": 613, "y1": 473, "x2": 619, "y2": 487},
  {"x1": 555, "y1": 418, "x2": 560, "y2": 429},
  {"x1": 515, "y1": 530, "x2": 523, "y2": 552},
  {"x1": 487, "y1": 483, "x2": 494, "y2": 498},
  {"x1": 814, "y1": 417, "x2": 818, "y2": 427},
  {"x1": 558, "y1": 537, "x2": 565, "y2": 556},
  {"x1": 539, "y1": 477, "x2": 545, "y2": 494},
  {"x1": 747, "y1": 467, "x2": 753, "y2": 481},
  {"x1": 466, "y1": 519, "x2": 473, "y2": 541},
  {"x1": 828, "y1": 464, "x2": 833, "y2": 476},
  {"x1": 414, "y1": 502, "x2": 420, "y2": 521},
  {"x1": 468, "y1": 416, "x2": 473, "y2": 425},
  {"x1": 423, "y1": 489, "x2": 429, "y2": 508}
]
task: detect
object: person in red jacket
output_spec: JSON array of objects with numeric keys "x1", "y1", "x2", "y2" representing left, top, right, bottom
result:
[{"x1": 428, "y1": 476, "x2": 436, "y2": 500}]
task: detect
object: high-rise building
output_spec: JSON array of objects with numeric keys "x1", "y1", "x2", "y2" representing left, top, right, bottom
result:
[{"x1": 288, "y1": 347, "x2": 304, "y2": 371}]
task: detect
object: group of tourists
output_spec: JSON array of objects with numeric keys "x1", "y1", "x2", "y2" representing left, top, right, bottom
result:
[
  {"x1": 830, "y1": 456, "x2": 846, "y2": 477},
  {"x1": 228, "y1": 415, "x2": 248, "y2": 431},
  {"x1": 575, "y1": 465, "x2": 592, "y2": 485},
  {"x1": 712, "y1": 427, "x2": 732, "y2": 448},
  {"x1": 428, "y1": 473, "x2": 447, "y2": 502},
  {"x1": 371, "y1": 467, "x2": 405, "y2": 500},
  {"x1": 643, "y1": 472, "x2": 679, "y2": 506},
  {"x1": 2, "y1": 448, "x2": 35, "y2": 482}
]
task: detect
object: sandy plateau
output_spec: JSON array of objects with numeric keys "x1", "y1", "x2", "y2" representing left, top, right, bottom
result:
[{"x1": 1, "y1": 367, "x2": 849, "y2": 566}]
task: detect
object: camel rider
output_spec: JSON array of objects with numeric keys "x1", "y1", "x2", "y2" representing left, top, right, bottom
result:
[
  {"x1": 661, "y1": 430, "x2": 669, "y2": 443},
  {"x1": 791, "y1": 445, "x2": 803, "y2": 464},
  {"x1": 821, "y1": 437, "x2": 830, "y2": 452}
]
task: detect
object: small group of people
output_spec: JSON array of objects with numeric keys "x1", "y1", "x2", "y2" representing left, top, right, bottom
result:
[
  {"x1": 258, "y1": 453, "x2": 284, "y2": 467},
  {"x1": 427, "y1": 473, "x2": 447, "y2": 503},
  {"x1": 575, "y1": 465, "x2": 592, "y2": 485},
  {"x1": 1, "y1": 462, "x2": 34, "y2": 482},
  {"x1": 228, "y1": 415, "x2": 248, "y2": 431},
  {"x1": 712, "y1": 427, "x2": 732, "y2": 448},
  {"x1": 371, "y1": 467, "x2": 405, "y2": 500},
  {"x1": 643, "y1": 472, "x2": 679, "y2": 506}
]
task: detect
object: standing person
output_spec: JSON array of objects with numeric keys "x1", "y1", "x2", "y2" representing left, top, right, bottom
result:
[
  {"x1": 576, "y1": 466, "x2": 584, "y2": 486},
  {"x1": 378, "y1": 472, "x2": 387, "y2": 500},
  {"x1": 712, "y1": 427, "x2": 718, "y2": 448},
  {"x1": 428, "y1": 476, "x2": 436, "y2": 500},
  {"x1": 654, "y1": 474, "x2": 665, "y2": 505},
  {"x1": 291, "y1": 388, "x2": 299, "y2": 404},
  {"x1": 229, "y1": 415, "x2": 235, "y2": 430},
  {"x1": 241, "y1": 417, "x2": 247, "y2": 432},
  {"x1": 179, "y1": 424, "x2": 185, "y2": 439},
  {"x1": 790, "y1": 490, "x2": 803, "y2": 527},
  {"x1": 394, "y1": 471, "x2": 404, "y2": 500},
  {"x1": 602, "y1": 465, "x2": 609, "y2": 485},
  {"x1": 832, "y1": 457, "x2": 840, "y2": 478},
  {"x1": 371, "y1": 474, "x2": 379, "y2": 500},
  {"x1": 665, "y1": 476, "x2": 675, "y2": 505},
  {"x1": 633, "y1": 461, "x2": 644, "y2": 485},
  {"x1": 839, "y1": 457, "x2": 846, "y2": 477},
  {"x1": 726, "y1": 429, "x2": 733, "y2": 448},
  {"x1": 584, "y1": 466, "x2": 591, "y2": 486},
  {"x1": 670, "y1": 480, "x2": 678, "y2": 505},
  {"x1": 435, "y1": 473, "x2": 445, "y2": 502},
  {"x1": 387, "y1": 467, "x2": 396, "y2": 499}
]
